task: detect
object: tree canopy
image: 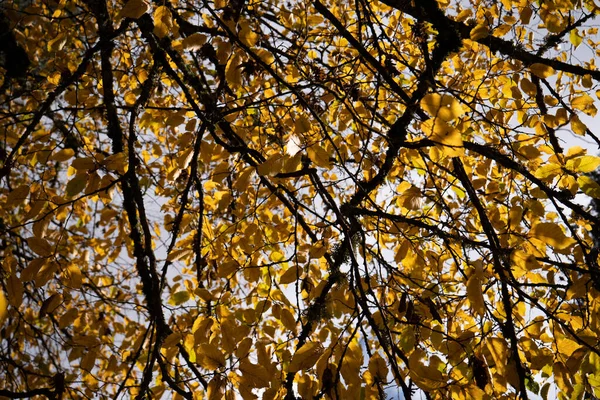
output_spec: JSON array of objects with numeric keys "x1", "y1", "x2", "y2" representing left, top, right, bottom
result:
[{"x1": 2, "y1": 0, "x2": 600, "y2": 398}]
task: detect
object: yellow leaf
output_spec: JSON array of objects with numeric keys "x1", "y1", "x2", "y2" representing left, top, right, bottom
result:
[
  {"x1": 48, "y1": 32, "x2": 67, "y2": 52},
  {"x1": 182, "y1": 33, "x2": 207, "y2": 51},
  {"x1": 47, "y1": 71, "x2": 62, "y2": 85},
  {"x1": 279, "y1": 265, "x2": 300, "y2": 285},
  {"x1": 531, "y1": 222, "x2": 576, "y2": 250},
  {"x1": 162, "y1": 332, "x2": 182, "y2": 349},
  {"x1": 470, "y1": 24, "x2": 489, "y2": 40},
  {"x1": 218, "y1": 260, "x2": 238, "y2": 278},
  {"x1": 566, "y1": 155, "x2": 600, "y2": 173},
  {"x1": 65, "y1": 265, "x2": 83, "y2": 289},
  {"x1": 530, "y1": 63, "x2": 555, "y2": 78},
  {"x1": 235, "y1": 337, "x2": 252, "y2": 358},
  {"x1": 519, "y1": 78, "x2": 537, "y2": 95},
  {"x1": 117, "y1": 0, "x2": 150, "y2": 19},
  {"x1": 269, "y1": 251, "x2": 285, "y2": 262},
  {"x1": 169, "y1": 290, "x2": 191, "y2": 305},
  {"x1": 103, "y1": 152, "x2": 128, "y2": 174},
  {"x1": 207, "y1": 376, "x2": 225, "y2": 400},
  {"x1": 239, "y1": 360, "x2": 271, "y2": 388},
  {"x1": 49, "y1": 148, "x2": 75, "y2": 162},
  {"x1": 153, "y1": 6, "x2": 173, "y2": 39},
  {"x1": 288, "y1": 342, "x2": 324, "y2": 372},
  {"x1": 225, "y1": 53, "x2": 242, "y2": 87},
  {"x1": 511, "y1": 250, "x2": 540, "y2": 271},
  {"x1": 570, "y1": 114, "x2": 587, "y2": 135},
  {"x1": 408, "y1": 350, "x2": 445, "y2": 391},
  {"x1": 572, "y1": 93, "x2": 597, "y2": 116},
  {"x1": 398, "y1": 185, "x2": 422, "y2": 210},
  {"x1": 257, "y1": 154, "x2": 283, "y2": 176},
  {"x1": 34, "y1": 261, "x2": 59, "y2": 288},
  {"x1": 28, "y1": 237, "x2": 53, "y2": 257},
  {"x1": 486, "y1": 337, "x2": 508, "y2": 376},
  {"x1": 368, "y1": 354, "x2": 388, "y2": 380},
  {"x1": 307, "y1": 144, "x2": 332, "y2": 169},
  {"x1": 570, "y1": 29, "x2": 583, "y2": 47},
  {"x1": 239, "y1": 20, "x2": 258, "y2": 47},
  {"x1": 59, "y1": 308, "x2": 78, "y2": 329},
  {"x1": 294, "y1": 115, "x2": 312, "y2": 134},
  {"x1": 533, "y1": 163, "x2": 562, "y2": 179},
  {"x1": 466, "y1": 275, "x2": 485, "y2": 317},
  {"x1": 256, "y1": 48, "x2": 274, "y2": 65},
  {"x1": 197, "y1": 343, "x2": 226, "y2": 370},
  {"x1": 308, "y1": 243, "x2": 326, "y2": 259},
  {"x1": 578, "y1": 176, "x2": 600, "y2": 198},
  {"x1": 420, "y1": 93, "x2": 464, "y2": 121},
  {"x1": 0, "y1": 289, "x2": 7, "y2": 327},
  {"x1": 280, "y1": 307, "x2": 297, "y2": 332},
  {"x1": 422, "y1": 119, "x2": 464, "y2": 156}
]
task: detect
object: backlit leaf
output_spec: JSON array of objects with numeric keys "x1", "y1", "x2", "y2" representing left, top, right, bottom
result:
[
  {"x1": 0, "y1": 289, "x2": 7, "y2": 326},
  {"x1": 529, "y1": 63, "x2": 555, "y2": 78},
  {"x1": 117, "y1": 0, "x2": 150, "y2": 19},
  {"x1": 566, "y1": 155, "x2": 600, "y2": 173},
  {"x1": 531, "y1": 222, "x2": 577, "y2": 250},
  {"x1": 289, "y1": 342, "x2": 324, "y2": 372},
  {"x1": 239, "y1": 360, "x2": 271, "y2": 388},
  {"x1": 169, "y1": 290, "x2": 191, "y2": 305},
  {"x1": 153, "y1": 6, "x2": 174, "y2": 39},
  {"x1": 197, "y1": 343, "x2": 226, "y2": 370},
  {"x1": 421, "y1": 93, "x2": 465, "y2": 121}
]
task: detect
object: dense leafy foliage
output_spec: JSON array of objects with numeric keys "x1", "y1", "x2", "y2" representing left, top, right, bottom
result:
[{"x1": 2, "y1": 0, "x2": 600, "y2": 398}]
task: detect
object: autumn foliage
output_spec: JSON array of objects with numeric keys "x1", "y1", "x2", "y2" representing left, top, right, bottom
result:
[{"x1": 2, "y1": 0, "x2": 600, "y2": 398}]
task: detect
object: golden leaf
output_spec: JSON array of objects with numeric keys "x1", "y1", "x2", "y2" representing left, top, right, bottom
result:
[
  {"x1": 421, "y1": 93, "x2": 465, "y2": 121},
  {"x1": 49, "y1": 148, "x2": 75, "y2": 162},
  {"x1": 182, "y1": 33, "x2": 207, "y2": 51},
  {"x1": 571, "y1": 93, "x2": 597, "y2": 116},
  {"x1": 225, "y1": 53, "x2": 243, "y2": 87},
  {"x1": 117, "y1": 0, "x2": 150, "y2": 20},
  {"x1": 529, "y1": 63, "x2": 555, "y2": 78},
  {"x1": 288, "y1": 342, "x2": 324, "y2": 372},
  {"x1": 239, "y1": 360, "x2": 271, "y2": 388},
  {"x1": 153, "y1": 6, "x2": 174, "y2": 39},
  {"x1": 566, "y1": 155, "x2": 600, "y2": 173},
  {"x1": 196, "y1": 343, "x2": 226, "y2": 370},
  {"x1": 239, "y1": 20, "x2": 259, "y2": 47},
  {"x1": 307, "y1": 144, "x2": 331, "y2": 169},
  {"x1": 169, "y1": 290, "x2": 191, "y2": 305},
  {"x1": 466, "y1": 275, "x2": 485, "y2": 317},
  {"x1": 0, "y1": 289, "x2": 7, "y2": 327},
  {"x1": 578, "y1": 176, "x2": 600, "y2": 198},
  {"x1": 279, "y1": 265, "x2": 300, "y2": 285},
  {"x1": 368, "y1": 354, "x2": 388, "y2": 380},
  {"x1": 64, "y1": 265, "x2": 83, "y2": 289},
  {"x1": 470, "y1": 24, "x2": 489, "y2": 40},
  {"x1": 531, "y1": 222, "x2": 576, "y2": 250}
]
